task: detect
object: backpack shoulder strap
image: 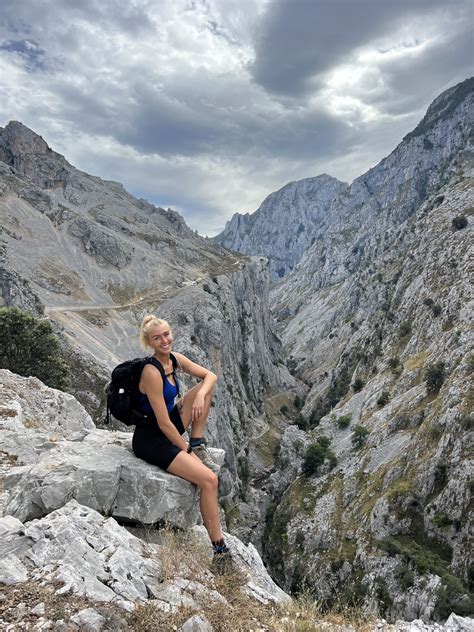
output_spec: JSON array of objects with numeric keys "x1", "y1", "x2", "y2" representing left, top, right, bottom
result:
[
  {"x1": 148, "y1": 356, "x2": 166, "y2": 381},
  {"x1": 170, "y1": 352, "x2": 178, "y2": 371},
  {"x1": 148, "y1": 355, "x2": 180, "y2": 397}
]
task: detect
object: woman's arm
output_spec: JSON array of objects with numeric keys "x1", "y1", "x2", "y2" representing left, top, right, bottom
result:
[
  {"x1": 174, "y1": 352, "x2": 218, "y2": 396},
  {"x1": 174, "y1": 353, "x2": 218, "y2": 422},
  {"x1": 140, "y1": 364, "x2": 188, "y2": 450}
]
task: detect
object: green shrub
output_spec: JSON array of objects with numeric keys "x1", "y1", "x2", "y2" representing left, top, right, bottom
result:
[
  {"x1": 302, "y1": 436, "x2": 337, "y2": 477},
  {"x1": 377, "y1": 391, "x2": 390, "y2": 408},
  {"x1": 433, "y1": 461, "x2": 448, "y2": 490},
  {"x1": 375, "y1": 577, "x2": 393, "y2": 614},
  {"x1": 433, "y1": 513, "x2": 452, "y2": 528},
  {"x1": 352, "y1": 378, "x2": 365, "y2": 393},
  {"x1": 294, "y1": 395, "x2": 303, "y2": 410},
  {"x1": 395, "y1": 564, "x2": 415, "y2": 591},
  {"x1": 295, "y1": 414, "x2": 309, "y2": 431},
  {"x1": 280, "y1": 405, "x2": 289, "y2": 415},
  {"x1": 0, "y1": 306, "x2": 70, "y2": 391},
  {"x1": 425, "y1": 361, "x2": 446, "y2": 393},
  {"x1": 452, "y1": 215, "x2": 468, "y2": 230},
  {"x1": 432, "y1": 304, "x2": 442, "y2": 317},
  {"x1": 335, "y1": 414, "x2": 352, "y2": 429},
  {"x1": 352, "y1": 425, "x2": 369, "y2": 448},
  {"x1": 460, "y1": 413, "x2": 473, "y2": 430},
  {"x1": 423, "y1": 297, "x2": 434, "y2": 307},
  {"x1": 387, "y1": 356, "x2": 400, "y2": 370}
]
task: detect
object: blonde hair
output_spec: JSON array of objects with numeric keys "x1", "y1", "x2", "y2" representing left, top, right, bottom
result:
[{"x1": 139, "y1": 315, "x2": 171, "y2": 350}]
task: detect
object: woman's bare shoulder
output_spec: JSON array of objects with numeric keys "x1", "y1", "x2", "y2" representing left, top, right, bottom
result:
[{"x1": 141, "y1": 362, "x2": 164, "y2": 382}]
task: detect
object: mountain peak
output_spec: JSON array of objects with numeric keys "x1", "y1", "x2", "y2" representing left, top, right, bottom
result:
[
  {"x1": 403, "y1": 76, "x2": 474, "y2": 143},
  {"x1": 0, "y1": 121, "x2": 51, "y2": 161}
]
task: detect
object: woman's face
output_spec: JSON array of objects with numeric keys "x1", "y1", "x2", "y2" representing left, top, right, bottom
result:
[{"x1": 148, "y1": 324, "x2": 173, "y2": 355}]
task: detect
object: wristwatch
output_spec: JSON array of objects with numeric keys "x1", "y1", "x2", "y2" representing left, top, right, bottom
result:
[{"x1": 187, "y1": 444, "x2": 193, "y2": 453}]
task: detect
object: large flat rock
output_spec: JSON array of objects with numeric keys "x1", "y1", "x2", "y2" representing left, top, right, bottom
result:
[{"x1": 3, "y1": 428, "x2": 224, "y2": 527}]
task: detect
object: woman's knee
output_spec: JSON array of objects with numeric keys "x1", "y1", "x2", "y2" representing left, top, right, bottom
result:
[{"x1": 200, "y1": 470, "x2": 218, "y2": 492}]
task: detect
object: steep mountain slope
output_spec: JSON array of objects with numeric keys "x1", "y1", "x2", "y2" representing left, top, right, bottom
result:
[
  {"x1": 214, "y1": 174, "x2": 347, "y2": 280},
  {"x1": 262, "y1": 79, "x2": 473, "y2": 620},
  {"x1": 0, "y1": 121, "x2": 298, "y2": 499}
]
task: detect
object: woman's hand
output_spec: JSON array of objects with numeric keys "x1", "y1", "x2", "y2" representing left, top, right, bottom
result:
[{"x1": 191, "y1": 391, "x2": 206, "y2": 422}]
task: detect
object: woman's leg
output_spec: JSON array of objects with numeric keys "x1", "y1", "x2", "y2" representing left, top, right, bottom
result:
[
  {"x1": 178, "y1": 382, "x2": 215, "y2": 438},
  {"x1": 166, "y1": 450, "x2": 222, "y2": 542}
]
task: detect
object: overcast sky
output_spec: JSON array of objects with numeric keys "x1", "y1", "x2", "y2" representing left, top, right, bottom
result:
[{"x1": 0, "y1": 0, "x2": 472, "y2": 235}]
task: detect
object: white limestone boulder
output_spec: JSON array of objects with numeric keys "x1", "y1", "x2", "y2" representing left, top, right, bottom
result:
[
  {"x1": 0, "y1": 369, "x2": 94, "y2": 434},
  {"x1": 3, "y1": 428, "x2": 224, "y2": 527}
]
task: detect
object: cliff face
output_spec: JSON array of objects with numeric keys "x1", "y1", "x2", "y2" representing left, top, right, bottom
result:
[
  {"x1": 0, "y1": 121, "x2": 297, "y2": 502},
  {"x1": 213, "y1": 174, "x2": 347, "y2": 281},
  {"x1": 262, "y1": 79, "x2": 473, "y2": 620}
]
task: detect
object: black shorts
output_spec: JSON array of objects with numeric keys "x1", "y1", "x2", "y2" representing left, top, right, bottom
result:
[{"x1": 132, "y1": 406, "x2": 186, "y2": 471}]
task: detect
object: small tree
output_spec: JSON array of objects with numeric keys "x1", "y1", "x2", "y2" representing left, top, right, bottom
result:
[
  {"x1": 352, "y1": 425, "x2": 369, "y2": 449},
  {"x1": 0, "y1": 306, "x2": 70, "y2": 391},
  {"x1": 352, "y1": 378, "x2": 365, "y2": 393},
  {"x1": 302, "y1": 436, "x2": 337, "y2": 477},
  {"x1": 425, "y1": 361, "x2": 446, "y2": 393}
]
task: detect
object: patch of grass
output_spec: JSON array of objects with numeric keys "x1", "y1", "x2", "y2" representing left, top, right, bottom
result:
[{"x1": 157, "y1": 523, "x2": 212, "y2": 582}]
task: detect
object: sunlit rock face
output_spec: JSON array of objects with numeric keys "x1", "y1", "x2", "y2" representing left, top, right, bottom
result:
[{"x1": 214, "y1": 173, "x2": 348, "y2": 281}]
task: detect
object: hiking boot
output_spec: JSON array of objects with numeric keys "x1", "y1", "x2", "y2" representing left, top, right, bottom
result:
[
  {"x1": 192, "y1": 443, "x2": 220, "y2": 473},
  {"x1": 211, "y1": 544, "x2": 234, "y2": 574}
]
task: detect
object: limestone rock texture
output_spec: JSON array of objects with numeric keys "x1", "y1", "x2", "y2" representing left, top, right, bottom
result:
[
  {"x1": 259, "y1": 79, "x2": 474, "y2": 621},
  {"x1": 0, "y1": 500, "x2": 289, "y2": 628},
  {"x1": 214, "y1": 173, "x2": 348, "y2": 281}
]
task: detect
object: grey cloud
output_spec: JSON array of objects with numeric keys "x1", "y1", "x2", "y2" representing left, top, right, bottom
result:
[
  {"x1": 250, "y1": 0, "x2": 470, "y2": 97},
  {"x1": 109, "y1": 77, "x2": 351, "y2": 163},
  {"x1": 0, "y1": 0, "x2": 155, "y2": 49},
  {"x1": 0, "y1": 39, "x2": 47, "y2": 71}
]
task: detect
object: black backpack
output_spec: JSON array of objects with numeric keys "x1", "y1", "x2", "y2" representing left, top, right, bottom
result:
[{"x1": 105, "y1": 354, "x2": 179, "y2": 426}]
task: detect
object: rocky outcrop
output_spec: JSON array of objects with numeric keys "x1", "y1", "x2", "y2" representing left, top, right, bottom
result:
[
  {"x1": 0, "y1": 500, "x2": 289, "y2": 616},
  {"x1": 0, "y1": 370, "x2": 224, "y2": 527},
  {"x1": 214, "y1": 174, "x2": 347, "y2": 280},
  {"x1": 260, "y1": 79, "x2": 474, "y2": 621}
]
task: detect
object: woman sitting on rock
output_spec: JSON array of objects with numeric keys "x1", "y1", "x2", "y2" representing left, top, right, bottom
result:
[{"x1": 132, "y1": 314, "x2": 230, "y2": 558}]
